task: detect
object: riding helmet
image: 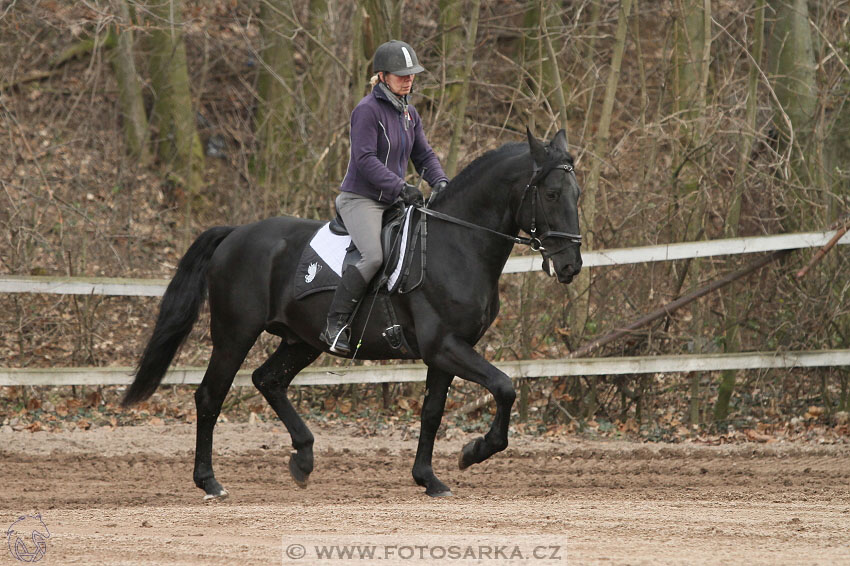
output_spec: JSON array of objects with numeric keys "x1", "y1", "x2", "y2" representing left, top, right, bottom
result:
[{"x1": 372, "y1": 40, "x2": 425, "y2": 76}]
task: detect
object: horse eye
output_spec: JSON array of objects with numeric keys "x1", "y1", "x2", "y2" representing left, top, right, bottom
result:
[{"x1": 546, "y1": 190, "x2": 559, "y2": 201}]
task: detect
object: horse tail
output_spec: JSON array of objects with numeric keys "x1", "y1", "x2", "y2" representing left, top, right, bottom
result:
[{"x1": 122, "y1": 225, "x2": 236, "y2": 407}]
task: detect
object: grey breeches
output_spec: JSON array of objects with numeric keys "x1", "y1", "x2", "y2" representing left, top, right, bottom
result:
[{"x1": 335, "y1": 191, "x2": 392, "y2": 282}]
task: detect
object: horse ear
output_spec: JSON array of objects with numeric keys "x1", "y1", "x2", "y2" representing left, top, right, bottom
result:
[
  {"x1": 551, "y1": 129, "x2": 569, "y2": 154},
  {"x1": 526, "y1": 126, "x2": 547, "y2": 165}
]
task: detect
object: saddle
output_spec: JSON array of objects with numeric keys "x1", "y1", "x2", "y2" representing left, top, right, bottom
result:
[
  {"x1": 293, "y1": 201, "x2": 425, "y2": 357},
  {"x1": 294, "y1": 201, "x2": 425, "y2": 301}
]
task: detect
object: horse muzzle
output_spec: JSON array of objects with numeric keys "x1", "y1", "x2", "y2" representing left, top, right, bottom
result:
[
  {"x1": 543, "y1": 253, "x2": 582, "y2": 284},
  {"x1": 556, "y1": 263, "x2": 581, "y2": 284}
]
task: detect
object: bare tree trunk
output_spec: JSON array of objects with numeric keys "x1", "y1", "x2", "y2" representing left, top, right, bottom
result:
[
  {"x1": 515, "y1": 3, "x2": 541, "y2": 131},
  {"x1": 381, "y1": 0, "x2": 403, "y2": 40},
  {"x1": 714, "y1": 0, "x2": 765, "y2": 424},
  {"x1": 670, "y1": 0, "x2": 712, "y2": 424},
  {"x1": 110, "y1": 0, "x2": 149, "y2": 164},
  {"x1": 146, "y1": 0, "x2": 205, "y2": 204},
  {"x1": 539, "y1": 1, "x2": 567, "y2": 129},
  {"x1": 574, "y1": 0, "x2": 632, "y2": 340},
  {"x1": 308, "y1": 0, "x2": 330, "y2": 118},
  {"x1": 825, "y1": 76, "x2": 850, "y2": 208},
  {"x1": 767, "y1": 0, "x2": 819, "y2": 227},
  {"x1": 728, "y1": 0, "x2": 765, "y2": 234},
  {"x1": 350, "y1": 3, "x2": 370, "y2": 102},
  {"x1": 439, "y1": 0, "x2": 463, "y2": 108},
  {"x1": 363, "y1": 0, "x2": 397, "y2": 48},
  {"x1": 673, "y1": 0, "x2": 709, "y2": 129},
  {"x1": 579, "y1": 1, "x2": 604, "y2": 144},
  {"x1": 444, "y1": 0, "x2": 480, "y2": 177},
  {"x1": 583, "y1": 0, "x2": 603, "y2": 64},
  {"x1": 305, "y1": 0, "x2": 339, "y2": 217},
  {"x1": 256, "y1": 0, "x2": 297, "y2": 216},
  {"x1": 671, "y1": 0, "x2": 710, "y2": 243},
  {"x1": 586, "y1": 0, "x2": 632, "y2": 222},
  {"x1": 515, "y1": 2, "x2": 565, "y2": 130}
]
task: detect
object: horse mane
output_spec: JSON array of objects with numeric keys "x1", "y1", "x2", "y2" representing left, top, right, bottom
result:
[{"x1": 430, "y1": 142, "x2": 529, "y2": 206}]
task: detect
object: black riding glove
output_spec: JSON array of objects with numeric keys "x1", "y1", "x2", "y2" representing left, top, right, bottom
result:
[
  {"x1": 401, "y1": 183, "x2": 424, "y2": 207},
  {"x1": 431, "y1": 180, "x2": 448, "y2": 197}
]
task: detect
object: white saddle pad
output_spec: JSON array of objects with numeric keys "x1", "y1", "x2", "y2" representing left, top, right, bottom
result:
[
  {"x1": 308, "y1": 206, "x2": 415, "y2": 289},
  {"x1": 308, "y1": 224, "x2": 350, "y2": 277}
]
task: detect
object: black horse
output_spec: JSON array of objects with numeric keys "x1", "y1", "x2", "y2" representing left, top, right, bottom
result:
[{"x1": 122, "y1": 128, "x2": 582, "y2": 499}]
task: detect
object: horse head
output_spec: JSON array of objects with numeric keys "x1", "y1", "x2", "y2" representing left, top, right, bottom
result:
[{"x1": 520, "y1": 128, "x2": 583, "y2": 284}]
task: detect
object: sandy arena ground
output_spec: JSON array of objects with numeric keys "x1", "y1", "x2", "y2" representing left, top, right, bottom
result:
[{"x1": 1, "y1": 420, "x2": 849, "y2": 565}]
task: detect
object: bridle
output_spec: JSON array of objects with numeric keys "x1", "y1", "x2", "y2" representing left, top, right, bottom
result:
[
  {"x1": 517, "y1": 161, "x2": 583, "y2": 252},
  {"x1": 417, "y1": 159, "x2": 582, "y2": 261}
]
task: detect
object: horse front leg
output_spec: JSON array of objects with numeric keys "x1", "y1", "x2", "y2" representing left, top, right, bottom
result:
[
  {"x1": 423, "y1": 335, "x2": 516, "y2": 471},
  {"x1": 412, "y1": 367, "x2": 453, "y2": 497}
]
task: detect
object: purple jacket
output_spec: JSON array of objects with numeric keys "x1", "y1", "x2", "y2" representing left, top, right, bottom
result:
[{"x1": 339, "y1": 86, "x2": 448, "y2": 204}]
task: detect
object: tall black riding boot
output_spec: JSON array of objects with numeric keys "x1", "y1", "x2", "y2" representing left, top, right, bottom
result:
[{"x1": 319, "y1": 268, "x2": 369, "y2": 355}]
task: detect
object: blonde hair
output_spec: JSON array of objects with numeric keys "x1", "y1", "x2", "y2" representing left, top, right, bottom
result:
[{"x1": 369, "y1": 73, "x2": 381, "y2": 87}]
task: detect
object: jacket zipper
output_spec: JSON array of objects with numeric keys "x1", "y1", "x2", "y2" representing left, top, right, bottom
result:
[{"x1": 398, "y1": 114, "x2": 407, "y2": 176}]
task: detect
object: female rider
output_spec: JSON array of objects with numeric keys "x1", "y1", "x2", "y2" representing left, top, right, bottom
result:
[{"x1": 320, "y1": 40, "x2": 449, "y2": 355}]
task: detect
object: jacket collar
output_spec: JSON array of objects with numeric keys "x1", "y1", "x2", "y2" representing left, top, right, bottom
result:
[
  {"x1": 373, "y1": 83, "x2": 408, "y2": 114},
  {"x1": 373, "y1": 83, "x2": 411, "y2": 130}
]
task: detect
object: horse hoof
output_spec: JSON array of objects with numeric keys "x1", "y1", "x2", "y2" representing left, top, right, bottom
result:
[
  {"x1": 421, "y1": 476, "x2": 453, "y2": 497},
  {"x1": 203, "y1": 488, "x2": 229, "y2": 502},
  {"x1": 458, "y1": 437, "x2": 481, "y2": 471},
  {"x1": 289, "y1": 455, "x2": 310, "y2": 488},
  {"x1": 427, "y1": 489, "x2": 453, "y2": 498}
]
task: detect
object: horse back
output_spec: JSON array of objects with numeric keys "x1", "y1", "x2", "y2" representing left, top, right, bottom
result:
[{"x1": 206, "y1": 216, "x2": 321, "y2": 328}]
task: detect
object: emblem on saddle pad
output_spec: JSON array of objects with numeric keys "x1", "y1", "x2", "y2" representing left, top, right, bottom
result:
[{"x1": 304, "y1": 262, "x2": 322, "y2": 283}]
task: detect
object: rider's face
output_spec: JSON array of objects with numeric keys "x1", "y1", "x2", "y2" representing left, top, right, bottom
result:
[{"x1": 382, "y1": 72, "x2": 415, "y2": 96}]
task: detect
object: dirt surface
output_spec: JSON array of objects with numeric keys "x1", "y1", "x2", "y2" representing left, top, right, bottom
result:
[{"x1": 1, "y1": 421, "x2": 849, "y2": 565}]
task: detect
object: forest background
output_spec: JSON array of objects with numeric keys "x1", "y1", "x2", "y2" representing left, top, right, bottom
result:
[{"x1": 1, "y1": 0, "x2": 848, "y2": 440}]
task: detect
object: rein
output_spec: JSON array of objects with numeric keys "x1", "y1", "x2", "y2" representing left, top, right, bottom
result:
[
  {"x1": 418, "y1": 162, "x2": 582, "y2": 254},
  {"x1": 417, "y1": 207, "x2": 542, "y2": 247}
]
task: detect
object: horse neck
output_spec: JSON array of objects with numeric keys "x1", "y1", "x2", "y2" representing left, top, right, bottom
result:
[
  {"x1": 430, "y1": 152, "x2": 531, "y2": 273},
  {"x1": 434, "y1": 152, "x2": 529, "y2": 236}
]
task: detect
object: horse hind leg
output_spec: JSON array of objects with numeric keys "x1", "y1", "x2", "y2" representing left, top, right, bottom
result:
[
  {"x1": 251, "y1": 340, "x2": 320, "y2": 488},
  {"x1": 193, "y1": 336, "x2": 257, "y2": 501}
]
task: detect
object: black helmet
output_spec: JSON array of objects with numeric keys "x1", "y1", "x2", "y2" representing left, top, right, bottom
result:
[{"x1": 372, "y1": 40, "x2": 425, "y2": 76}]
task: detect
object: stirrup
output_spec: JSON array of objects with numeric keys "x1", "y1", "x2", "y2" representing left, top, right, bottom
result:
[
  {"x1": 321, "y1": 322, "x2": 351, "y2": 355},
  {"x1": 329, "y1": 326, "x2": 350, "y2": 355}
]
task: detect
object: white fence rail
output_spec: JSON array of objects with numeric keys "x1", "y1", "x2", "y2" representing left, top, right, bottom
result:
[
  {"x1": 1, "y1": 230, "x2": 848, "y2": 296},
  {"x1": 506, "y1": 230, "x2": 849, "y2": 272},
  {"x1": 2, "y1": 230, "x2": 847, "y2": 386},
  {"x1": 2, "y1": 350, "x2": 849, "y2": 387}
]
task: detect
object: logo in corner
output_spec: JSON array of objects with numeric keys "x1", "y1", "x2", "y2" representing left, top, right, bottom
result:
[
  {"x1": 7, "y1": 513, "x2": 49, "y2": 563},
  {"x1": 305, "y1": 262, "x2": 322, "y2": 284}
]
